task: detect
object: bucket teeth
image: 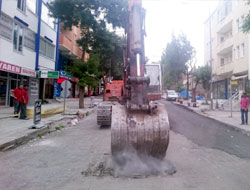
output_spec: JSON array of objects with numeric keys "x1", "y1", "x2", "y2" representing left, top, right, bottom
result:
[{"x1": 111, "y1": 104, "x2": 170, "y2": 159}]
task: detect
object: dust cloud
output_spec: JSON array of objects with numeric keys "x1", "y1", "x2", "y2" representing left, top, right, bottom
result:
[{"x1": 82, "y1": 149, "x2": 176, "y2": 178}]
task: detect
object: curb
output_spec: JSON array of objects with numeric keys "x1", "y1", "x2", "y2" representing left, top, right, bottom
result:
[
  {"x1": 0, "y1": 108, "x2": 96, "y2": 152},
  {"x1": 174, "y1": 103, "x2": 250, "y2": 136}
]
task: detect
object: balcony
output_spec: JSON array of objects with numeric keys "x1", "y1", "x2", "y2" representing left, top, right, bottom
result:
[
  {"x1": 216, "y1": 63, "x2": 233, "y2": 77},
  {"x1": 217, "y1": 37, "x2": 233, "y2": 55}
]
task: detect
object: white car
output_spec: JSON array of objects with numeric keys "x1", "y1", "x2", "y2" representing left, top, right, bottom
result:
[{"x1": 166, "y1": 90, "x2": 178, "y2": 101}]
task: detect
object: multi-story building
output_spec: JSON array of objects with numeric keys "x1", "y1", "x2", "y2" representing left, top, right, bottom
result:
[
  {"x1": 204, "y1": 0, "x2": 249, "y2": 100},
  {"x1": 0, "y1": 0, "x2": 59, "y2": 106}
]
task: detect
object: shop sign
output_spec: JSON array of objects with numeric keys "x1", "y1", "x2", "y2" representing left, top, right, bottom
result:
[
  {"x1": 0, "y1": 61, "x2": 21, "y2": 74},
  {"x1": 231, "y1": 81, "x2": 238, "y2": 85},
  {"x1": 0, "y1": 60, "x2": 36, "y2": 77},
  {"x1": 39, "y1": 71, "x2": 59, "y2": 79},
  {"x1": 21, "y1": 68, "x2": 36, "y2": 77},
  {"x1": 30, "y1": 78, "x2": 39, "y2": 96}
]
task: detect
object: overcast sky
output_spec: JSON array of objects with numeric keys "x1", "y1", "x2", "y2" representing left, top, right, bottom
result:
[{"x1": 142, "y1": 0, "x2": 219, "y2": 66}]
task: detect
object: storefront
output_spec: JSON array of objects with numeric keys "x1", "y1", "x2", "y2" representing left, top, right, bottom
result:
[
  {"x1": 53, "y1": 70, "x2": 78, "y2": 98},
  {"x1": 0, "y1": 60, "x2": 36, "y2": 106},
  {"x1": 212, "y1": 79, "x2": 228, "y2": 100}
]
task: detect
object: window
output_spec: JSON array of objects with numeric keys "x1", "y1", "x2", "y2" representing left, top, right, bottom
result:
[
  {"x1": 220, "y1": 36, "x2": 224, "y2": 43},
  {"x1": 17, "y1": 0, "x2": 26, "y2": 12},
  {"x1": 0, "y1": 13, "x2": 13, "y2": 40},
  {"x1": 236, "y1": 46, "x2": 240, "y2": 59},
  {"x1": 39, "y1": 38, "x2": 46, "y2": 56},
  {"x1": 24, "y1": 29, "x2": 36, "y2": 51},
  {"x1": 39, "y1": 38, "x2": 55, "y2": 60},
  {"x1": 41, "y1": 3, "x2": 56, "y2": 29},
  {"x1": 27, "y1": 0, "x2": 37, "y2": 14},
  {"x1": 220, "y1": 58, "x2": 225, "y2": 66},
  {"x1": 13, "y1": 23, "x2": 23, "y2": 52},
  {"x1": 236, "y1": 19, "x2": 240, "y2": 32},
  {"x1": 46, "y1": 43, "x2": 55, "y2": 59},
  {"x1": 240, "y1": 43, "x2": 245, "y2": 58}
]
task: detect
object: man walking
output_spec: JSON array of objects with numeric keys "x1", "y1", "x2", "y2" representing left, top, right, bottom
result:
[
  {"x1": 20, "y1": 85, "x2": 29, "y2": 120},
  {"x1": 12, "y1": 84, "x2": 23, "y2": 115},
  {"x1": 240, "y1": 92, "x2": 249, "y2": 125}
]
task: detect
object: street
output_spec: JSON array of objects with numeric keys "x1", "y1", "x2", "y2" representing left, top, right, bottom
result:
[{"x1": 1, "y1": 102, "x2": 250, "y2": 190}]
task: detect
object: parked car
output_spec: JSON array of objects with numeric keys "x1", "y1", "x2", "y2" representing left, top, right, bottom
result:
[{"x1": 166, "y1": 90, "x2": 179, "y2": 101}]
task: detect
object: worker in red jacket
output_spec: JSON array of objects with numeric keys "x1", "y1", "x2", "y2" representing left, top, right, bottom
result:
[
  {"x1": 12, "y1": 84, "x2": 23, "y2": 115},
  {"x1": 20, "y1": 85, "x2": 29, "y2": 120},
  {"x1": 241, "y1": 92, "x2": 249, "y2": 125}
]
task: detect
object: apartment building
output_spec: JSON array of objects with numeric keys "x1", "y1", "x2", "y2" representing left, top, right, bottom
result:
[
  {"x1": 204, "y1": 0, "x2": 249, "y2": 100},
  {"x1": 0, "y1": 0, "x2": 59, "y2": 106},
  {"x1": 54, "y1": 25, "x2": 83, "y2": 98}
]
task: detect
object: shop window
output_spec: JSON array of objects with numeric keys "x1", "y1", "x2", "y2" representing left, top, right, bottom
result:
[
  {"x1": 13, "y1": 23, "x2": 24, "y2": 52},
  {"x1": 17, "y1": 0, "x2": 26, "y2": 12}
]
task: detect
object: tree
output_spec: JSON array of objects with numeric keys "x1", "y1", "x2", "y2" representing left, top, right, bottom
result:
[
  {"x1": 193, "y1": 65, "x2": 211, "y2": 104},
  {"x1": 49, "y1": 0, "x2": 127, "y2": 108},
  {"x1": 161, "y1": 34, "x2": 195, "y2": 92},
  {"x1": 242, "y1": 0, "x2": 250, "y2": 33},
  {"x1": 67, "y1": 54, "x2": 100, "y2": 108}
]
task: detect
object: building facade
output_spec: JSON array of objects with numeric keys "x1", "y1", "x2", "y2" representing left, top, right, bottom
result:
[
  {"x1": 204, "y1": 0, "x2": 249, "y2": 99},
  {"x1": 0, "y1": 0, "x2": 59, "y2": 106}
]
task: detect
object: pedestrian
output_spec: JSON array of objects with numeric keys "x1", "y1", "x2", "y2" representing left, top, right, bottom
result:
[
  {"x1": 240, "y1": 92, "x2": 249, "y2": 125},
  {"x1": 20, "y1": 85, "x2": 29, "y2": 120},
  {"x1": 12, "y1": 84, "x2": 23, "y2": 116}
]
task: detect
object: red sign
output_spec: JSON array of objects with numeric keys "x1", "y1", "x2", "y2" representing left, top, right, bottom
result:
[
  {"x1": 21, "y1": 68, "x2": 36, "y2": 77},
  {"x1": 0, "y1": 60, "x2": 36, "y2": 77},
  {"x1": 0, "y1": 61, "x2": 21, "y2": 74}
]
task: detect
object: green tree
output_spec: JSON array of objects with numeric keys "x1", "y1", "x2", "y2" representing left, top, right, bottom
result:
[
  {"x1": 193, "y1": 65, "x2": 211, "y2": 104},
  {"x1": 49, "y1": 0, "x2": 127, "y2": 107},
  {"x1": 242, "y1": 0, "x2": 250, "y2": 32},
  {"x1": 67, "y1": 54, "x2": 101, "y2": 108},
  {"x1": 161, "y1": 34, "x2": 195, "y2": 92}
]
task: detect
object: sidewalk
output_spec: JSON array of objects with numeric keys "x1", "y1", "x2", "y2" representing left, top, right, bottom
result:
[
  {"x1": 173, "y1": 100, "x2": 250, "y2": 134},
  {"x1": 0, "y1": 97, "x2": 102, "y2": 151}
]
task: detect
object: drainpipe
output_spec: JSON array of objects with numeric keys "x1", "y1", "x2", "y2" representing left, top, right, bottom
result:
[
  {"x1": 35, "y1": 0, "x2": 42, "y2": 71},
  {"x1": 0, "y1": 0, "x2": 2, "y2": 18},
  {"x1": 55, "y1": 19, "x2": 60, "y2": 71},
  {"x1": 53, "y1": 20, "x2": 60, "y2": 99}
]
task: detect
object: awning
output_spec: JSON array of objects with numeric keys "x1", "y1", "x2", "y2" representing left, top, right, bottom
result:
[{"x1": 232, "y1": 75, "x2": 248, "y2": 80}]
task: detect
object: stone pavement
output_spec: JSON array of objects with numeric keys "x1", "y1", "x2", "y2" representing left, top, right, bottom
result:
[
  {"x1": 173, "y1": 99, "x2": 250, "y2": 134},
  {"x1": 0, "y1": 97, "x2": 102, "y2": 151}
]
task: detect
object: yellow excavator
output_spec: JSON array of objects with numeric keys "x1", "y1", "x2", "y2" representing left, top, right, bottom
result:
[{"x1": 97, "y1": 0, "x2": 170, "y2": 159}]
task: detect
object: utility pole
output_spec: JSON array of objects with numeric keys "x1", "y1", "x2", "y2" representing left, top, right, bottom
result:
[{"x1": 209, "y1": 10, "x2": 214, "y2": 110}]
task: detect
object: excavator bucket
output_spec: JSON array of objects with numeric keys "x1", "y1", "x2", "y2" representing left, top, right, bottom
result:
[{"x1": 111, "y1": 104, "x2": 170, "y2": 159}]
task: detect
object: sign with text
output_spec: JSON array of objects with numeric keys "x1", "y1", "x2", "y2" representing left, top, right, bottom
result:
[
  {"x1": 39, "y1": 71, "x2": 59, "y2": 79},
  {"x1": 231, "y1": 81, "x2": 238, "y2": 85},
  {"x1": 33, "y1": 100, "x2": 42, "y2": 125},
  {"x1": 0, "y1": 60, "x2": 36, "y2": 77}
]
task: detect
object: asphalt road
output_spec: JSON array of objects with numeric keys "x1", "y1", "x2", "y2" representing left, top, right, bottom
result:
[
  {"x1": 1, "y1": 108, "x2": 250, "y2": 190},
  {"x1": 165, "y1": 101, "x2": 250, "y2": 160}
]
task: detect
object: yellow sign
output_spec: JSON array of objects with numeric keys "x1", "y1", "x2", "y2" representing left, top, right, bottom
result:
[{"x1": 231, "y1": 81, "x2": 238, "y2": 85}]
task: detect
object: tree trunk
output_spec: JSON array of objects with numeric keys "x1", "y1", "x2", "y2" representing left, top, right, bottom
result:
[
  {"x1": 79, "y1": 86, "x2": 85, "y2": 108},
  {"x1": 186, "y1": 73, "x2": 189, "y2": 100},
  {"x1": 205, "y1": 92, "x2": 208, "y2": 105},
  {"x1": 192, "y1": 88, "x2": 196, "y2": 102}
]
